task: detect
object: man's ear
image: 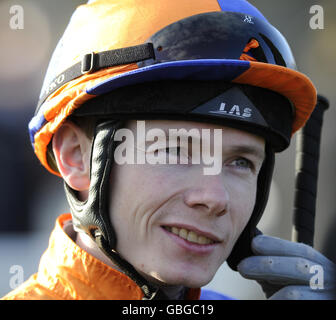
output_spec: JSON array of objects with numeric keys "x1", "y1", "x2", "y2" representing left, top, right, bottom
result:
[{"x1": 52, "y1": 121, "x2": 92, "y2": 193}]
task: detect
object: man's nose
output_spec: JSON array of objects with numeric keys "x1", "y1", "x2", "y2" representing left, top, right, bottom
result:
[{"x1": 183, "y1": 175, "x2": 229, "y2": 217}]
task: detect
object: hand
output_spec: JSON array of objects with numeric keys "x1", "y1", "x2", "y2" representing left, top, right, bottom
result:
[{"x1": 237, "y1": 235, "x2": 336, "y2": 300}]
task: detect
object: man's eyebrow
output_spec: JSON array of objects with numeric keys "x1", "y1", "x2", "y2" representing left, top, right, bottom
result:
[
  {"x1": 144, "y1": 127, "x2": 265, "y2": 159},
  {"x1": 227, "y1": 145, "x2": 265, "y2": 160}
]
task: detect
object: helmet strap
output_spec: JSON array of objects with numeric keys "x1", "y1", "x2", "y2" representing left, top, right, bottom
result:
[
  {"x1": 64, "y1": 119, "x2": 168, "y2": 300},
  {"x1": 227, "y1": 144, "x2": 275, "y2": 270}
]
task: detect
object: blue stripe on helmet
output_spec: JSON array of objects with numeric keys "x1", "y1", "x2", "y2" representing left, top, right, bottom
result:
[
  {"x1": 86, "y1": 59, "x2": 250, "y2": 95},
  {"x1": 28, "y1": 113, "x2": 47, "y2": 147}
]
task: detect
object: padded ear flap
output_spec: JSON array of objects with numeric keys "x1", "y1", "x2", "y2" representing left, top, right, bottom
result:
[
  {"x1": 64, "y1": 120, "x2": 167, "y2": 299},
  {"x1": 64, "y1": 120, "x2": 120, "y2": 245},
  {"x1": 227, "y1": 144, "x2": 275, "y2": 270}
]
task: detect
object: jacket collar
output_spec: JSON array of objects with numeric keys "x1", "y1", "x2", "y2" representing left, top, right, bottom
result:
[{"x1": 37, "y1": 213, "x2": 200, "y2": 300}]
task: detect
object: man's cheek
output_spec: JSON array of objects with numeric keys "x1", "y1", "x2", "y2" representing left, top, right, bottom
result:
[{"x1": 231, "y1": 195, "x2": 256, "y2": 234}]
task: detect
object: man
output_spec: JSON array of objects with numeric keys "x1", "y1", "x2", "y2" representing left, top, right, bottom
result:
[{"x1": 2, "y1": 0, "x2": 335, "y2": 300}]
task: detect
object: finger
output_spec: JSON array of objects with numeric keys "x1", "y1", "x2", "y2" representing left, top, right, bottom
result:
[
  {"x1": 251, "y1": 235, "x2": 334, "y2": 267},
  {"x1": 238, "y1": 255, "x2": 319, "y2": 285},
  {"x1": 269, "y1": 285, "x2": 336, "y2": 300}
]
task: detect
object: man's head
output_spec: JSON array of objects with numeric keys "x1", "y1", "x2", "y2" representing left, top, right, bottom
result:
[
  {"x1": 52, "y1": 118, "x2": 265, "y2": 288},
  {"x1": 29, "y1": 0, "x2": 317, "y2": 298}
]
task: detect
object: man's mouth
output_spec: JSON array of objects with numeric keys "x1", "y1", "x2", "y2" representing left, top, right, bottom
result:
[{"x1": 162, "y1": 226, "x2": 217, "y2": 245}]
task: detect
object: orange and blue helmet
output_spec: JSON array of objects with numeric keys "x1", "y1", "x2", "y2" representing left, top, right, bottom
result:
[{"x1": 29, "y1": 0, "x2": 316, "y2": 176}]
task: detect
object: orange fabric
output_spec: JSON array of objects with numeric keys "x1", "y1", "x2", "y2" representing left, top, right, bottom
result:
[
  {"x1": 33, "y1": 0, "x2": 317, "y2": 175},
  {"x1": 1, "y1": 214, "x2": 200, "y2": 300},
  {"x1": 33, "y1": 0, "x2": 223, "y2": 175},
  {"x1": 53, "y1": 0, "x2": 221, "y2": 74},
  {"x1": 239, "y1": 39, "x2": 259, "y2": 61},
  {"x1": 35, "y1": 63, "x2": 139, "y2": 176},
  {"x1": 239, "y1": 53, "x2": 256, "y2": 61},
  {"x1": 232, "y1": 61, "x2": 317, "y2": 133},
  {"x1": 243, "y1": 39, "x2": 259, "y2": 52}
]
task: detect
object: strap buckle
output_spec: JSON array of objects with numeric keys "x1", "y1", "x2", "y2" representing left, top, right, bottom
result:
[{"x1": 81, "y1": 52, "x2": 96, "y2": 74}]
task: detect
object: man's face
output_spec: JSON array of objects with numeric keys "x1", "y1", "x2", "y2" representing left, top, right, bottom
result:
[{"x1": 109, "y1": 120, "x2": 265, "y2": 288}]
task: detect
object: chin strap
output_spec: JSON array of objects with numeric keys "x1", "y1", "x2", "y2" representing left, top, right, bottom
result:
[
  {"x1": 94, "y1": 232, "x2": 168, "y2": 300},
  {"x1": 64, "y1": 119, "x2": 168, "y2": 300},
  {"x1": 226, "y1": 144, "x2": 275, "y2": 270}
]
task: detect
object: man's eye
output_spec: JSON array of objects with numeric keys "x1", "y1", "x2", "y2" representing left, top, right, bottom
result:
[
  {"x1": 152, "y1": 147, "x2": 181, "y2": 157},
  {"x1": 231, "y1": 157, "x2": 253, "y2": 170}
]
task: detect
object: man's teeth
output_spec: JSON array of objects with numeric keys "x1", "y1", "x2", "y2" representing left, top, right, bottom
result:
[{"x1": 164, "y1": 226, "x2": 214, "y2": 245}]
